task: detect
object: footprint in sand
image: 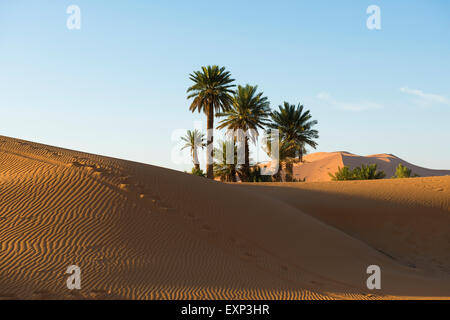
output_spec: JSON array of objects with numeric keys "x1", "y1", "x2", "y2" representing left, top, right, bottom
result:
[
  {"x1": 147, "y1": 196, "x2": 166, "y2": 208},
  {"x1": 118, "y1": 175, "x2": 132, "y2": 183},
  {"x1": 92, "y1": 171, "x2": 107, "y2": 177},
  {"x1": 86, "y1": 164, "x2": 108, "y2": 175},
  {"x1": 138, "y1": 193, "x2": 156, "y2": 201},
  {"x1": 89, "y1": 289, "x2": 112, "y2": 299},
  {"x1": 186, "y1": 212, "x2": 198, "y2": 220},
  {"x1": 119, "y1": 183, "x2": 131, "y2": 191},
  {"x1": 68, "y1": 161, "x2": 84, "y2": 168},
  {"x1": 201, "y1": 224, "x2": 214, "y2": 232},
  {"x1": 44, "y1": 148, "x2": 58, "y2": 154},
  {"x1": 242, "y1": 251, "x2": 258, "y2": 260}
]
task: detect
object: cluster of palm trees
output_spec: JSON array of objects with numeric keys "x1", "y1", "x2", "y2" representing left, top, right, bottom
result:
[{"x1": 182, "y1": 65, "x2": 319, "y2": 182}]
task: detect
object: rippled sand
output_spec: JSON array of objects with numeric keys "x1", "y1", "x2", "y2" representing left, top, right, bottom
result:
[{"x1": 0, "y1": 136, "x2": 449, "y2": 300}]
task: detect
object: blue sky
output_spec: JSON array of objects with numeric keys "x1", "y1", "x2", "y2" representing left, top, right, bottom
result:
[{"x1": 1, "y1": 0, "x2": 449, "y2": 171}]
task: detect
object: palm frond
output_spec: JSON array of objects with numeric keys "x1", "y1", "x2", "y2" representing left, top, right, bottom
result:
[{"x1": 268, "y1": 102, "x2": 319, "y2": 160}]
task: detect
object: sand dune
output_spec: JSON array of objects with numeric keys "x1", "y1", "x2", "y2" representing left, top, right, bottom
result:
[
  {"x1": 0, "y1": 135, "x2": 449, "y2": 300},
  {"x1": 240, "y1": 178, "x2": 450, "y2": 274},
  {"x1": 266, "y1": 151, "x2": 450, "y2": 182}
]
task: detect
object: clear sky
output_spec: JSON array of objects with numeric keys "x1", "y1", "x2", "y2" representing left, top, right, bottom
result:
[{"x1": 1, "y1": 0, "x2": 449, "y2": 171}]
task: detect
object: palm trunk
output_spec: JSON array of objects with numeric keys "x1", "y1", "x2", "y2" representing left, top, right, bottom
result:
[
  {"x1": 231, "y1": 167, "x2": 237, "y2": 182},
  {"x1": 285, "y1": 162, "x2": 293, "y2": 182},
  {"x1": 243, "y1": 135, "x2": 250, "y2": 182},
  {"x1": 206, "y1": 108, "x2": 214, "y2": 179},
  {"x1": 298, "y1": 147, "x2": 303, "y2": 163},
  {"x1": 272, "y1": 167, "x2": 282, "y2": 182},
  {"x1": 193, "y1": 147, "x2": 200, "y2": 171},
  {"x1": 231, "y1": 136, "x2": 238, "y2": 183}
]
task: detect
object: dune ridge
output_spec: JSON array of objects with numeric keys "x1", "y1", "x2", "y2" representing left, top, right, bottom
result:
[
  {"x1": 0, "y1": 135, "x2": 449, "y2": 300},
  {"x1": 261, "y1": 151, "x2": 450, "y2": 182}
]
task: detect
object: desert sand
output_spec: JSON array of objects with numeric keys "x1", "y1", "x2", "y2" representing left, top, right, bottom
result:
[
  {"x1": 261, "y1": 151, "x2": 450, "y2": 182},
  {"x1": 0, "y1": 135, "x2": 449, "y2": 300}
]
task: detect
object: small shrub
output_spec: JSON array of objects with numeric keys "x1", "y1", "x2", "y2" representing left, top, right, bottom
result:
[
  {"x1": 191, "y1": 167, "x2": 206, "y2": 177},
  {"x1": 353, "y1": 164, "x2": 386, "y2": 180},
  {"x1": 248, "y1": 166, "x2": 272, "y2": 182},
  {"x1": 329, "y1": 166, "x2": 355, "y2": 181},
  {"x1": 392, "y1": 164, "x2": 419, "y2": 178},
  {"x1": 329, "y1": 164, "x2": 386, "y2": 181}
]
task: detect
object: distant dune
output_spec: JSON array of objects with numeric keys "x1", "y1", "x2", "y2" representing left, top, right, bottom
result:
[
  {"x1": 261, "y1": 151, "x2": 450, "y2": 182},
  {"x1": 0, "y1": 135, "x2": 449, "y2": 300}
]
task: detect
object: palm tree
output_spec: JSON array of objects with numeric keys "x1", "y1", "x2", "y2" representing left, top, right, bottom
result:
[
  {"x1": 217, "y1": 85, "x2": 270, "y2": 181},
  {"x1": 269, "y1": 102, "x2": 319, "y2": 163},
  {"x1": 180, "y1": 129, "x2": 205, "y2": 171},
  {"x1": 264, "y1": 133, "x2": 297, "y2": 182},
  {"x1": 187, "y1": 66, "x2": 235, "y2": 179},
  {"x1": 213, "y1": 140, "x2": 238, "y2": 182}
]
